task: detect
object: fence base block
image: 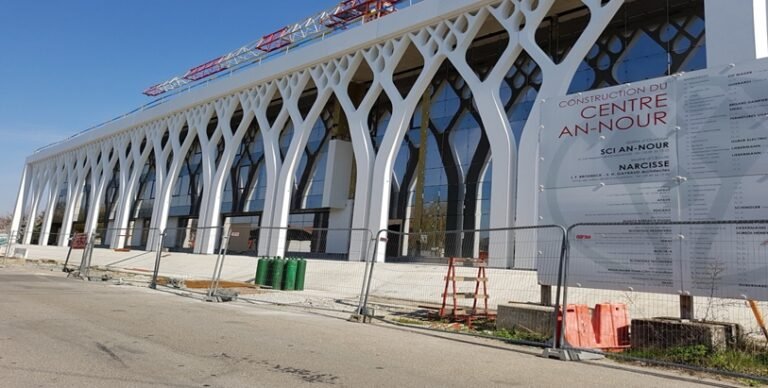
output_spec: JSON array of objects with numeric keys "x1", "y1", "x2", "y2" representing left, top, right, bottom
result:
[
  {"x1": 204, "y1": 289, "x2": 239, "y2": 303},
  {"x1": 498, "y1": 303, "x2": 555, "y2": 336},
  {"x1": 348, "y1": 313, "x2": 372, "y2": 323},
  {"x1": 541, "y1": 348, "x2": 605, "y2": 361},
  {"x1": 631, "y1": 318, "x2": 742, "y2": 352},
  {"x1": 348, "y1": 307, "x2": 375, "y2": 323},
  {"x1": 541, "y1": 348, "x2": 573, "y2": 361}
]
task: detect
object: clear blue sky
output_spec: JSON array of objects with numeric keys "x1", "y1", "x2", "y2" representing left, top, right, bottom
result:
[{"x1": 0, "y1": 0, "x2": 340, "y2": 214}]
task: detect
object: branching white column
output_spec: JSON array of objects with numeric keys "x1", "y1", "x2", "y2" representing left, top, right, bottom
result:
[
  {"x1": 59, "y1": 154, "x2": 84, "y2": 246},
  {"x1": 21, "y1": 167, "x2": 39, "y2": 244},
  {"x1": 192, "y1": 103, "x2": 226, "y2": 254},
  {"x1": 23, "y1": 165, "x2": 51, "y2": 245},
  {"x1": 82, "y1": 145, "x2": 103, "y2": 235},
  {"x1": 146, "y1": 122, "x2": 172, "y2": 250},
  {"x1": 438, "y1": 5, "x2": 526, "y2": 267},
  {"x1": 366, "y1": 33, "x2": 446, "y2": 261},
  {"x1": 196, "y1": 93, "x2": 257, "y2": 254},
  {"x1": 148, "y1": 111, "x2": 205, "y2": 250},
  {"x1": 84, "y1": 140, "x2": 119, "y2": 236},
  {"x1": 516, "y1": 0, "x2": 624, "y2": 226},
  {"x1": 253, "y1": 82, "x2": 291, "y2": 256},
  {"x1": 39, "y1": 160, "x2": 64, "y2": 245},
  {"x1": 328, "y1": 52, "x2": 381, "y2": 261},
  {"x1": 270, "y1": 69, "x2": 334, "y2": 257},
  {"x1": 10, "y1": 163, "x2": 31, "y2": 240},
  {"x1": 111, "y1": 126, "x2": 153, "y2": 248}
]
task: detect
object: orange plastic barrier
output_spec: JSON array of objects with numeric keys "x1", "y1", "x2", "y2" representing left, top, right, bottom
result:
[
  {"x1": 563, "y1": 304, "x2": 597, "y2": 348},
  {"x1": 592, "y1": 303, "x2": 630, "y2": 350},
  {"x1": 560, "y1": 303, "x2": 630, "y2": 351}
]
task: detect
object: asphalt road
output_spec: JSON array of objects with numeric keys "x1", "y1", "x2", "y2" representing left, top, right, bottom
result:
[{"x1": 0, "y1": 265, "x2": 733, "y2": 387}]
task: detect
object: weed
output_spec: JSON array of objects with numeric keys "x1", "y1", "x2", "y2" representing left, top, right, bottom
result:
[
  {"x1": 623, "y1": 345, "x2": 768, "y2": 378},
  {"x1": 491, "y1": 327, "x2": 549, "y2": 343},
  {"x1": 391, "y1": 317, "x2": 426, "y2": 326}
]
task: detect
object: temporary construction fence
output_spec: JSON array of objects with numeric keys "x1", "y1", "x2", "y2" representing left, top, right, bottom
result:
[
  {"x1": 222, "y1": 225, "x2": 372, "y2": 261},
  {"x1": 7, "y1": 217, "x2": 766, "y2": 380},
  {"x1": 228, "y1": 226, "x2": 375, "y2": 314},
  {"x1": 2, "y1": 228, "x2": 78, "y2": 268},
  {"x1": 10, "y1": 226, "x2": 72, "y2": 247},
  {"x1": 1, "y1": 229, "x2": 15, "y2": 265},
  {"x1": 141, "y1": 225, "x2": 375, "y2": 314},
  {"x1": 90, "y1": 226, "x2": 163, "y2": 251},
  {"x1": 359, "y1": 225, "x2": 568, "y2": 345},
  {"x1": 2, "y1": 230, "x2": 17, "y2": 257},
  {"x1": 145, "y1": 225, "x2": 222, "y2": 289},
  {"x1": 551, "y1": 220, "x2": 768, "y2": 382},
  {"x1": 36, "y1": 231, "x2": 103, "y2": 279}
]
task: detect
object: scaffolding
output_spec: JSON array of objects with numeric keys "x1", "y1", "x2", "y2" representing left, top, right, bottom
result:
[{"x1": 144, "y1": 0, "x2": 401, "y2": 96}]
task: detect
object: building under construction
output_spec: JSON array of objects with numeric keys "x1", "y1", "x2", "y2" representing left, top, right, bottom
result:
[{"x1": 10, "y1": 0, "x2": 757, "y2": 264}]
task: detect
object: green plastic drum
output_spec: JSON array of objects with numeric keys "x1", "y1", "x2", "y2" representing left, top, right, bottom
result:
[
  {"x1": 283, "y1": 259, "x2": 298, "y2": 291},
  {"x1": 296, "y1": 258, "x2": 307, "y2": 291},
  {"x1": 263, "y1": 257, "x2": 274, "y2": 287},
  {"x1": 255, "y1": 257, "x2": 269, "y2": 286},
  {"x1": 271, "y1": 258, "x2": 286, "y2": 290}
]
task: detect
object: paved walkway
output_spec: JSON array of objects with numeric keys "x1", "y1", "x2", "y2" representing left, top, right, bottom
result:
[{"x1": 0, "y1": 265, "x2": 735, "y2": 387}]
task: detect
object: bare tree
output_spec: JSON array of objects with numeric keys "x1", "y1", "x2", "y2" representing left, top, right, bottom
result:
[{"x1": 0, "y1": 212, "x2": 12, "y2": 231}]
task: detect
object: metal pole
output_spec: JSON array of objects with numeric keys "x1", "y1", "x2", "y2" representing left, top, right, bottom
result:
[
  {"x1": 680, "y1": 295, "x2": 694, "y2": 320},
  {"x1": 558, "y1": 226, "x2": 573, "y2": 350},
  {"x1": 356, "y1": 230, "x2": 374, "y2": 315},
  {"x1": 207, "y1": 233, "x2": 226, "y2": 299},
  {"x1": 210, "y1": 229, "x2": 232, "y2": 298},
  {"x1": 86, "y1": 232, "x2": 98, "y2": 278},
  {"x1": 79, "y1": 232, "x2": 96, "y2": 279},
  {"x1": 78, "y1": 233, "x2": 90, "y2": 276},
  {"x1": 551, "y1": 226, "x2": 568, "y2": 349},
  {"x1": 150, "y1": 229, "x2": 165, "y2": 289},
  {"x1": 361, "y1": 230, "x2": 386, "y2": 316},
  {"x1": 62, "y1": 236, "x2": 74, "y2": 272}
]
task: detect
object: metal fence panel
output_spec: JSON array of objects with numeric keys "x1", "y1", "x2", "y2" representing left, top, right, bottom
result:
[
  {"x1": 360, "y1": 226, "x2": 567, "y2": 346},
  {"x1": 140, "y1": 225, "x2": 374, "y2": 314},
  {"x1": 235, "y1": 226, "x2": 374, "y2": 314},
  {"x1": 559, "y1": 220, "x2": 768, "y2": 382}
]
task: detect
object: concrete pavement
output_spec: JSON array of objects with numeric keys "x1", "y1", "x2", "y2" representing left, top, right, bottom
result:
[{"x1": 0, "y1": 264, "x2": 738, "y2": 387}]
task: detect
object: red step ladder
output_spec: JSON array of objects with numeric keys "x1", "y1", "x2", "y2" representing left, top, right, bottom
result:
[{"x1": 439, "y1": 257, "x2": 494, "y2": 327}]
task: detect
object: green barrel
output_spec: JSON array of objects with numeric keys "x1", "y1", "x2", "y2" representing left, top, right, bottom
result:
[
  {"x1": 264, "y1": 257, "x2": 274, "y2": 287},
  {"x1": 255, "y1": 257, "x2": 269, "y2": 286},
  {"x1": 296, "y1": 258, "x2": 307, "y2": 291},
  {"x1": 271, "y1": 258, "x2": 286, "y2": 290},
  {"x1": 283, "y1": 259, "x2": 298, "y2": 291}
]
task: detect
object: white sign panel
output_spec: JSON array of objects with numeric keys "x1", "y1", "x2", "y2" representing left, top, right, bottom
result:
[
  {"x1": 680, "y1": 176, "x2": 768, "y2": 221},
  {"x1": 565, "y1": 224, "x2": 682, "y2": 294},
  {"x1": 536, "y1": 182, "x2": 679, "y2": 289},
  {"x1": 680, "y1": 223, "x2": 768, "y2": 301},
  {"x1": 539, "y1": 78, "x2": 676, "y2": 188},
  {"x1": 678, "y1": 62, "x2": 768, "y2": 179},
  {"x1": 538, "y1": 181, "x2": 677, "y2": 226},
  {"x1": 537, "y1": 58, "x2": 768, "y2": 301}
]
